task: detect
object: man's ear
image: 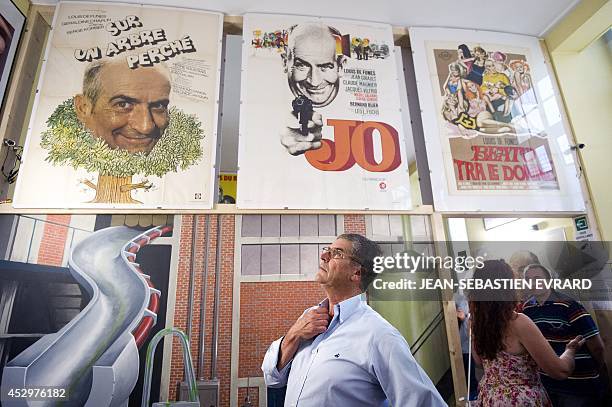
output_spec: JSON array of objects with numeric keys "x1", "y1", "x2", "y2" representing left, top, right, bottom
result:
[
  {"x1": 74, "y1": 94, "x2": 92, "y2": 124},
  {"x1": 351, "y1": 266, "x2": 362, "y2": 283},
  {"x1": 337, "y1": 55, "x2": 347, "y2": 76},
  {"x1": 281, "y1": 52, "x2": 289, "y2": 73}
]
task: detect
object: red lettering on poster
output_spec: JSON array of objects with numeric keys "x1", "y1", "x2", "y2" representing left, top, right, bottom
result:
[
  {"x1": 305, "y1": 119, "x2": 402, "y2": 172},
  {"x1": 455, "y1": 144, "x2": 553, "y2": 183}
]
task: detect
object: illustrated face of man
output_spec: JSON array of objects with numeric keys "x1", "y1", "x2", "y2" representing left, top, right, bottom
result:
[
  {"x1": 315, "y1": 238, "x2": 361, "y2": 290},
  {"x1": 76, "y1": 63, "x2": 170, "y2": 154},
  {"x1": 285, "y1": 25, "x2": 344, "y2": 107}
]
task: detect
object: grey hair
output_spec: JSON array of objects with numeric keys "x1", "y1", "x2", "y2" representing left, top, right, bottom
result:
[
  {"x1": 82, "y1": 57, "x2": 171, "y2": 106},
  {"x1": 82, "y1": 59, "x2": 107, "y2": 106},
  {"x1": 508, "y1": 250, "x2": 540, "y2": 274},
  {"x1": 337, "y1": 233, "x2": 382, "y2": 292}
]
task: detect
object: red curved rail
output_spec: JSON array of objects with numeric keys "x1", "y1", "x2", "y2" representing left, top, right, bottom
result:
[{"x1": 124, "y1": 225, "x2": 172, "y2": 348}]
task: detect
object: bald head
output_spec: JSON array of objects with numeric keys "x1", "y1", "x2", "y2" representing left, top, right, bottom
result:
[
  {"x1": 283, "y1": 23, "x2": 345, "y2": 107},
  {"x1": 286, "y1": 24, "x2": 338, "y2": 60}
]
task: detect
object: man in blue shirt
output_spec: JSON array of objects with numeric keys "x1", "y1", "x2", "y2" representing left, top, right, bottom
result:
[{"x1": 262, "y1": 233, "x2": 446, "y2": 407}]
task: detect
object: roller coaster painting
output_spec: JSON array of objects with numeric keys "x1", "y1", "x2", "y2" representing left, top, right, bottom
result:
[{"x1": 1, "y1": 225, "x2": 171, "y2": 406}]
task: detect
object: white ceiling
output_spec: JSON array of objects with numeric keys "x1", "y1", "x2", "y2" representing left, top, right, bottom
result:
[{"x1": 34, "y1": 0, "x2": 580, "y2": 37}]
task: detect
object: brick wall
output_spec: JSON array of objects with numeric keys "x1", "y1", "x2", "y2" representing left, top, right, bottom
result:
[
  {"x1": 239, "y1": 282, "x2": 325, "y2": 377},
  {"x1": 37, "y1": 215, "x2": 71, "y2": 266},
  {"x1": 344, "y1": 214, "x2": 366, "y2": 235},
  {"x1": 236, "y1": 215, "x2": 365, "y2": 379},
  {"x1": 237, "y1": 387, "x2": 259, "y2": 407},
  {"x1": 169, "y1": 215, "x2": 234, "y2": 407},
  {"x1": 168, "y1": 214, "x2": 366, "y2": 406}
]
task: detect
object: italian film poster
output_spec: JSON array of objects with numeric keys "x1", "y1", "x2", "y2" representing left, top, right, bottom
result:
[
  {"x1": 410, "y1": 27, "x2": 584, "y2": 212},
  {"x1": 0, "y1": 1, "x2": 25, "y2": 111},
  {"x1": 238, "y1": 14, "x2": 412, "y2": 209},
  {"x1": 13, "y1": 1, "x2": 223, "y2": 208}
]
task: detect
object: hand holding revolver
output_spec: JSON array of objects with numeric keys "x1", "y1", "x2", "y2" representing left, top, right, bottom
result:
[{"x1": 280, "y1": 96, "x2": 323, "y2": 155}]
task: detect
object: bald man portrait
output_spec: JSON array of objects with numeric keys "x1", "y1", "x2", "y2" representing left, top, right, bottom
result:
[
  {"x1": 74, "y1": 58, "x2": 171, "y2": 155},
  {"x1": 279, "y1": 23, "x2": 346, "y2": 156}
]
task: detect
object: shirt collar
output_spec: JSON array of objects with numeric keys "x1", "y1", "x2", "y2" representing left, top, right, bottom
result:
[
  {"x1": 523, "y1": 290, "x2": 559, "y2": 307},
  {"x1": 318, "y1": 293, "x2": 365, "y2": 324}
]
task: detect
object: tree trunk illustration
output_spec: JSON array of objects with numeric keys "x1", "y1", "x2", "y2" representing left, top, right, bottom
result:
[{"x1": 83, "y1": 175, "x2": 146, "y2": 204}]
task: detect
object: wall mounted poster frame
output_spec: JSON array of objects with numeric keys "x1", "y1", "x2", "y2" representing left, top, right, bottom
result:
[
  {"x1": 238, "y1": 13, "x2": 412, "y2": 209},
  {"x1": 13, "y1": 1, "x2": 223, "y2": 209},
  {"x1": 0, "y1": 1, "x2": 25, "y2": 113},
  {"x1": 409, "y1": 27, "x2": 584, "y2": 212}
]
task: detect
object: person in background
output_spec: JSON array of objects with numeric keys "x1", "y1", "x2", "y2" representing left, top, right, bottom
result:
[
  {"x1": 455, "y1": 291, "x2": 479, "y2": 401},
  {"x1": 508, "y1": 250, "x2": 540, "y2": 307},
  {"x1": 523, "y1": 263, "x2": 609, "y2": 407},
  {"x1": 469, "y1": 260, "x2": 584, "y2": 406}
]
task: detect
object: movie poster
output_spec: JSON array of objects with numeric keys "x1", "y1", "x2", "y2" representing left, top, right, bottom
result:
[
  {"x1": 218, "y1": 172, "x2": 237, "y2": 204},
  {"x1": 0, "y1": 1, "x2": 25, "y2": 111},
  {"x1": 13, "y1": 2, "x2": 222, "y2": 208},
  {"x1": 410, "y1": 27, "x2": 584, "y2": 212},
  {"x1": 238, "y1": 14, "x2": 412, "y2": 209}
]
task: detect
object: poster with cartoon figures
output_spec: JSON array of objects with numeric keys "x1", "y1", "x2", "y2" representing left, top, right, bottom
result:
[
  {"x1": 13, "y1": 1, "x2": 222, "y2": 209},
  {"x1": 410, "y1": 27, "x2": 584, "y2": 212},
  {"x1": 238, "y1": 14, "x2": 412, "y2": 209}
]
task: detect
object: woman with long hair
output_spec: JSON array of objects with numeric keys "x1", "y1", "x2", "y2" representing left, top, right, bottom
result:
[
  {"x1": 465, "y1": 46, "x2": 487, "y2": 85},
  {"x1": 469, "y1": 260, "x2": 584, "y2": 406}
]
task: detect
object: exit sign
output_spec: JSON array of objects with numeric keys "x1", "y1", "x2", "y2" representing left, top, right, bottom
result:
[{"x1": 574, "y1": 215, "x2": 589, "y2": 232}]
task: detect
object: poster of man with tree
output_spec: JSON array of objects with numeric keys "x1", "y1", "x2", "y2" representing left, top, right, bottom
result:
[{"x1": 13, "y1": 1, "x2": 222, "y2": 208}]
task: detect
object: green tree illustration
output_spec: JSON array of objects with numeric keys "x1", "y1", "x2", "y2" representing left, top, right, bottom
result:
[{"x1": 41, "y1": 98, "x2": 204, "y2": 204}]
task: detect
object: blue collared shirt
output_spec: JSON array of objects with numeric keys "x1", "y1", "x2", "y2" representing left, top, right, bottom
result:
[{"x1": 262, "y1": 294, "x2": 446, "y2": 407}]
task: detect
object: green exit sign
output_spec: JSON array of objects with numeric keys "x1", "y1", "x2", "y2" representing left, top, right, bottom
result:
[{"x1": 574, "y1": 215, "x2": 589, "y2": 232}]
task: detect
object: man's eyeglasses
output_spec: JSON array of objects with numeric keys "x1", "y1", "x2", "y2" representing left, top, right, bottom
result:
[{"x1": 321, "y1": 246, "x2": 363, "y2": 266}]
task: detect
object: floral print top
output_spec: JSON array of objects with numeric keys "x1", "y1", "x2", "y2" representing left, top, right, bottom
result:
[{"x1": 477, "y1": 351, "x2": 551, "y2": 406}]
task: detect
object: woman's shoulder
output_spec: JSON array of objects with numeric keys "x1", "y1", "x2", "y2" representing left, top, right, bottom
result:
[{"x1": 510, "y1": 312, "x2": 538, "y2": 333}]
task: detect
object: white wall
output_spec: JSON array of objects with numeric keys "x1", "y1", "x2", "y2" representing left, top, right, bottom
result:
[{"x1": 552, "y1": 36, "x2": 612, "y2": 240}]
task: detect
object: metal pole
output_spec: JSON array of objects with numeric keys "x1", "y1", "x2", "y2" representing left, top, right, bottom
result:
[
  {"x1": 5, "y1": 215, "x2": 20, "y2": 260},
  {"x1": 197, "y1": 215, "x2": 210, "y2": 380},
  {"x1": 141, "y1": 328, "x2": 199, "y2": 407},
  {"x1": 186, "y1": 216, "x2": 198, "y2": 347},
  {"x1": 210, "y1": 215, "x2": 222, "y2": 379},
  {"x1": 26, "y1": 218, "x2": 36, "y2": 262}
]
